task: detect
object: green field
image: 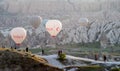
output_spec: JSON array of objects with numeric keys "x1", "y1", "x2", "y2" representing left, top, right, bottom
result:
[{"x1": 29, "y1": 43, "x2": 120, "y2": 58}]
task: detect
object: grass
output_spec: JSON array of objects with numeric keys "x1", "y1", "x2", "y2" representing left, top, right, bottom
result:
[
  {"x1": 76, "y1": 65, "x2": 104, "y2": 71},
  {"x1": 29, "y1": 43, "x2": 120, "y2": 59},
  {"x1": 29, "y1": 48, "x2": 42, "y2": 53},
  {"x1": 64, "y1": 65, "x2": 104, "y2": 71}
]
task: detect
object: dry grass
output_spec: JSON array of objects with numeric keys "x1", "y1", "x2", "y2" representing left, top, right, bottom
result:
[{"x1": 0, "y1": 48, "x2": 63, "y2": 71}]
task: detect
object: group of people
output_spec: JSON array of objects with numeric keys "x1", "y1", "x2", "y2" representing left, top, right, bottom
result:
[
  {"x1": 58, "y1": 50, "x2": 63, "y2": 56},
  {"x1": 95, "y1": 53, "x2": 107, "y2": 61},
  {"x1": 1, "y1": 46, "x2": 108, "y2": 62},
  {"x1": 2, "y1": 45, "x2": 29, "y2": 52},
  {"x1": 1, "y1": 45, "x2": 45, "y2": 55},
  {"x1": 41, "y1": 49, "x2": 62, "y2": 56}
]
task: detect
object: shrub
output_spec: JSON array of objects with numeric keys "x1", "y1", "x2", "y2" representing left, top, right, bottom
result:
[
  {"x1": 58, "y1": 53, "x2": 66, "y2": 61},
  {"x1": 110, "y1": 68, "x2": 120, "y2": 71}
]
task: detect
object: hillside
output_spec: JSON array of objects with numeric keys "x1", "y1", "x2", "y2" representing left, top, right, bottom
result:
[{"x1": 0, "y1": 48, "x2": 63, "y2": 71}]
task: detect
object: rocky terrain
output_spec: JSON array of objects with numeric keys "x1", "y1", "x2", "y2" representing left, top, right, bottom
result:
[
  {"x1": 0, "y1": 0, "x2": 120, "y2": 48},
  {"x1": 0, "y1": 48, "x2": 63, "y2": 71}
]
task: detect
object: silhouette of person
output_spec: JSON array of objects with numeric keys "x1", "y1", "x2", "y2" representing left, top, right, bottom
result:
[
  {"x1": 42, "y1": 49, "x2": 44, "y2": 55},
  {"x1": 60, "y1": 50, "x2": 62, "y2": 54},
  {"x1": 26, "y1": 47, "x2": 28, "y2": 52},
  {"x1": 11, "y1": 46, "x2": 13, "y2": 49},
  {"x1": 58, "y1": 50, "x2": 61, "y2": 56},
  {"x1": 103, "y1": 55, "x2": 107, "y2": 62},
  {"x1": 95, "y1": 54, "x2": 98, "y2": 61},
  {"x1": 58, "y1": 50, "x2": 62, "y2": 56}
]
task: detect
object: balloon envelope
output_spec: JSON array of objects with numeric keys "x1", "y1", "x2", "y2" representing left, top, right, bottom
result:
[
  {"x1": 31, "y1": 16, "x2": 42, "y2": 29},
  {"x1": 45, "y1": 20, "x2": 62, "y2": 37},
  {"x1": 10, "y1": 27, "x2": 27, "y2": 45}
]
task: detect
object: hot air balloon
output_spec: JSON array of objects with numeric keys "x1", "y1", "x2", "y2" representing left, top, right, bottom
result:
[
  {"x1": 31, "y1": 16, "x2": 42, "y2": 29},
  {"x1": 45, "y1": 20, "x2": 62, "y2": 37},
  {"x1": 10, "y1": 27, "x2": 27, "y2": 45},
  {"x1": 79, "y1": 18, "x2": 89, "y2": 26}
]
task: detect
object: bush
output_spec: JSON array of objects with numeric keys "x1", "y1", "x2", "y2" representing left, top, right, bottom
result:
[
  {"x1": 58, "y1": 53, "x2": 66, "y2": 61},
  {"x1": 110, "y1": 68, "x2": 120, "y2": 71}
]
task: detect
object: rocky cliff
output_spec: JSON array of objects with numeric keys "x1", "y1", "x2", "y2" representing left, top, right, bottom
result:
[{"x1": 0, "y1": 0, "x2": 120, "y2": 47}]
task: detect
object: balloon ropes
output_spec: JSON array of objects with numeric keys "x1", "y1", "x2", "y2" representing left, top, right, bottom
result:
[
  {"x1": 45, "y1": 20, "x2": 62, "y2": 37},
  {"x1": 10, "y1": 27, "x2": 27, "y2": 47}
]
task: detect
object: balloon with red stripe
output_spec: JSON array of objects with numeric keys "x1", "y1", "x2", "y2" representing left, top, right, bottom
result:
[
  {"x1": 45, "y1": 20, "x2": 62, "y2": 37},
  {"x1": 10, "y1": 27, "x2": 27, "y2": 45}
]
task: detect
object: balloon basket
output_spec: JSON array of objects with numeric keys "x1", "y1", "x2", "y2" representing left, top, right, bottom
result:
[{"x1": 15, "y1": 44, "x2": 21, "y2": 49}]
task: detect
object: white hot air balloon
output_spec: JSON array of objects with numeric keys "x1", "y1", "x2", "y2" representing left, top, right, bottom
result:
[
  {"x1": 31, "y1": 16, "x2": 42, "y2": 29},
  {"x1": 79, "y1": 18, "x2": 89, "y2": 26},
  {"x1": 45, "y1": 20, "x2": 62, "y2": 37},
  {"x1": 10, "y1": 27, "x2": 27, "y2": 45}
]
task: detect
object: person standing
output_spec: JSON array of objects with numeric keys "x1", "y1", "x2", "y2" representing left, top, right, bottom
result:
[
  {"x1": 95, "y1": 53, "x2": 98, "y2": 61},
  {"x1": 42, "y1": 49, "x2": 44, "y2": 55},
  {"x1": 103, "y1": 54, "x2": 107, "y2": 62},
  {"x1": 26, "y1": 47, "x2": 28, "y2": 52}
]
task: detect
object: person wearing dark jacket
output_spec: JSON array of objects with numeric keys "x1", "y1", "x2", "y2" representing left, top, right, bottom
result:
[
  {"x1": 26, "y1": 47, "x2": 28, "y2": 52},
  {"x1": 42, "y1": 49, "x2": 44, "y2": 55},
  {"x1": 103, "y1": 54, "x2": 107, "y2": 62}
]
